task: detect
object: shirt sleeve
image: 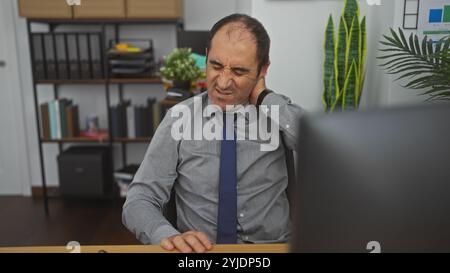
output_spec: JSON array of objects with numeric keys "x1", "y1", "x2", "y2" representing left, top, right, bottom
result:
[
  {"x1": 260, "y1": 92, "x2": 305, "y2": 151},
  {"x1": 122, "y1": 109, "x2": 181, "y2": 245}
]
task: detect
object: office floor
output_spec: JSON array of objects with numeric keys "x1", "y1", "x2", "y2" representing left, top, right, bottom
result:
[{"x1": 0, "y1": 197, "x2": 139, "y2": 247}]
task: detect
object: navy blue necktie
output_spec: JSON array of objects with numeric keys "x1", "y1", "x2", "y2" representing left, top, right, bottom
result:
[{"x1": 216, "y1": 113, "x2": 237, "y2": 244}]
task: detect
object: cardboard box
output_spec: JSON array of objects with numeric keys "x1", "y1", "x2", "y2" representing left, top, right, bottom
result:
[
  {"x1": 18, "y1": 0, "x2": 73, "y2": 19},
  {"x1": 126, "y1": 0, "x2": 182, "y2": 19},
  {"x1": 73, "y1": 0, "x2": 125, "y2": 19}
]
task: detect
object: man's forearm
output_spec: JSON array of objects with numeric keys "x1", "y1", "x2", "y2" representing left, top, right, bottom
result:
[
  {"x1": 122, "y1": 109, "x2": 182, "y2": 245},
  {"x1": 122, "y1": 183, "x2": 180, "y2": 245}
]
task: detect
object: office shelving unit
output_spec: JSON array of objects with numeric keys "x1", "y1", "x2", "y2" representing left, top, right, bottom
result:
[{"x1": 27, "y1": 18, "x2": 183, "y2": 215}]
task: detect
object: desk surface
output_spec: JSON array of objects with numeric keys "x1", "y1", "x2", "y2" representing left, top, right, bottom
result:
[{"x1": 0, "y1": 244, "x2": 289, "y2": 253}]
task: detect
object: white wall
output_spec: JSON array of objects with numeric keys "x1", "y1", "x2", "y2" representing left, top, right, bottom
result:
[
  {"x1": 387, "y1": 0, "x2": 424, "y2": 105},
  {"x1": 184, "y1": 0, "x2": 252, "y2": 30},
  {"x1": 0, "y1": 0, "x2": 32, "y2": 196},
  {"x1": 251, "y1": 0, "x2": 423, "y2": 112}
]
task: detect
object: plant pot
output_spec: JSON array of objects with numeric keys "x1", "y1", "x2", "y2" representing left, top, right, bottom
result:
[{"x1": 172, "y1": 80, "x2": 191, "y2": 91}]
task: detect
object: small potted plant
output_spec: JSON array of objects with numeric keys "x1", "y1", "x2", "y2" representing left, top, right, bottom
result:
[{"x1": 160, "y1": 48, "x2": 205, "y2": 91}]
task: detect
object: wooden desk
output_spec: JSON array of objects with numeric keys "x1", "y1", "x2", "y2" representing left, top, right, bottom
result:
[{"x1": 0, "y1": 244, "x2": 289, "y2": 253}]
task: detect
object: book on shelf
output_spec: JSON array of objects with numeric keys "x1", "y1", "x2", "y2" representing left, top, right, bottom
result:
[
  {"x1": 40, "y1": 97, "x2": 179, "y2": 141},
  {"x1": 55, "y1": 100, "x2": 62, "y2": 139},
  {"x1": 146, "y1": 98, "x2": 156, "y2": 137},
  {"x1": 48, "y1": 100, "x2": 57, "y2": 139},
  {"x1": 151, "y1": 100, "x2": 162, "y2": 130},
  {"x1": 126, "y1": 105, "x2": 136, "y2": 139},
  {"x1": 134, "y1": 104, "x2": 152, "y2": 138},
  {"x1": 110, "y1": 101, "x2": 128, "y2": 138},
  {"x1": 141, "y1": 104, "x2": 153, "y2": 137},
  {"x1": 134, "y1": 106, "x2": 143, "y2": 138},
  {"x1": 110, "y1": 98, "x2": 170, "y2": 139},
  {"x1": 40, "y1": 103, "x2": 50, "y2": 139},
  {"x1": 65, "y1": 104, "x2": 80, "y2": 138},
  {"x1": 59, "y1": 99, "x2": 72, "y2": 138},
  {"x1": 40, "y1": 99, "x2": 80, "y2": 140}
]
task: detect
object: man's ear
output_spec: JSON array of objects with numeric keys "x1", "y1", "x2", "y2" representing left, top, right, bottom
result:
[{"x1": 259, "y1": 61, "x2": 270, "y2": 79}]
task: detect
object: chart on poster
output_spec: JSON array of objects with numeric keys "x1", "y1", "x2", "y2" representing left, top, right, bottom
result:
[{"x1": 418, "y1": 0, "x2": 450, "y2": 41}]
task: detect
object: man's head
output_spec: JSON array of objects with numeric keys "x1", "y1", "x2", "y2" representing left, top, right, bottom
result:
[{"x1": 206, "y1": 14, "x2": 271, "y2": 110}]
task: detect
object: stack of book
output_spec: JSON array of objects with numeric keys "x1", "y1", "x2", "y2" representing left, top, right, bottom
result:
[
  {"x1": 40, "y1": 99, "x2": 80, "y2": 139},
  {"x1": 114, "y1": 164, "x2": 140, "y2": 197},
  {"x1": 109, "y1": 99, "x2": 170, "y2": 139}
]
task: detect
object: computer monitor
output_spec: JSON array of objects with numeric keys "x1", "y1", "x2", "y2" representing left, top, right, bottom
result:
[
  {"x1": 291, "y1": 104, "x2": 450, "y2": 253},
  {"x1": 177, "y1": 30, "x2": 209, "y2": 55}
]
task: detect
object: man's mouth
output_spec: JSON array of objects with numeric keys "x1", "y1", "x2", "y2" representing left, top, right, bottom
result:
[{"x1": 216, "y1": 88, "x2": 233, "y2": 96}]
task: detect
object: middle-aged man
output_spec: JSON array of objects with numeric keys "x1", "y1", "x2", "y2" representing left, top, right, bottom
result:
[{"x1": 122, "y1": 13, "x2": 304, "y2": 253}]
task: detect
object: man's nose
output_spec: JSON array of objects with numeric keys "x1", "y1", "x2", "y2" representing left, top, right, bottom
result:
[{"x1": 216, "y1": 68, "x2": 233, "y2": 90}]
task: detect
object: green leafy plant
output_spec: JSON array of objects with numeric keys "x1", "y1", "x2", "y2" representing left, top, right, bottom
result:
[
  {"x1": 378, "y1": 28, "x2": 450, "y2": 101},
  {"x1": 160, "y1": 48, "x2": 205, "y2": 83},
  {"x1": 323, "y1": 0, "x2": 367, "y2": 113}
]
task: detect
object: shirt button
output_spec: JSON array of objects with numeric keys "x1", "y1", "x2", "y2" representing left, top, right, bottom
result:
[
  {"x1": 239, "y1": 213, "x2": 244, "y2": 218},
  {"x1": 286, "y1": 124, "x2": 290, "y2": 129},
  {"x1": 245, "y1": 236, "x2": 249, "y2": 240}
]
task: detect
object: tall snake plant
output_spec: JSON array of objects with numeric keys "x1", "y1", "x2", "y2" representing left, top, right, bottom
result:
[
  {"x1": 323, "y1": 0, "x2": 367, "y2": 113},
  {"x1": 379, "y1": 28, "x2": 450, "y2": 101}
]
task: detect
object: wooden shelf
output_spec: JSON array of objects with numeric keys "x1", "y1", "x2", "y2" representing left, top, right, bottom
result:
[
  {"x1": 36, "y1": 77, "x2": 163, "y2": 85},
  {"x1": 113, "y1": 137, "x2": 151, "y2": 143},
  {"x1": 36, "y1": 79, "x2": 106, "y2": 85},
  {"x1": 41, "y1": 137, "x2": 109, "y2": 143},
  {"x1": 160, "y1": 99, "x2": 182, "y2": 107},
  {"x1": 109, "y1": 77, "x2": 163, "y2": 84},
  {"x1": 28, "y1": 18, "x2": 183, "y2": 25},
  {"x1": 41, "y1": 137, "x2": 151, "y2": 143}
]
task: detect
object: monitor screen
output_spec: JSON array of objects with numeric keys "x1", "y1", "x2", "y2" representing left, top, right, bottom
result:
[
  {"x1": 292, "y1": 104, "x2": 450, "y2": 253},
  {"x1": 177, "y1": 30, "x2": 209, "y2": 55}
]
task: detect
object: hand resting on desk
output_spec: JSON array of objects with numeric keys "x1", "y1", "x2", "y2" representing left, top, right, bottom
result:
[{"x1": 160, "y1": 231, "x2": 213, "y2": 253}]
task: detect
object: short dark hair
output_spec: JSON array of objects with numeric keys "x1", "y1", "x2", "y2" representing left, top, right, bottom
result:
[{"x1": 207, "y1": 13, "x2": 270, "y2": 75}]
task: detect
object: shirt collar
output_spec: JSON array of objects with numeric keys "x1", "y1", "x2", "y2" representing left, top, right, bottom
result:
[{"x1": 206, "y1": 93, "x2": 251, "y2": 121}]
